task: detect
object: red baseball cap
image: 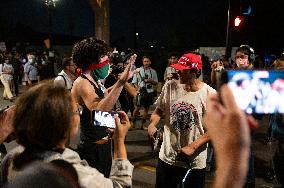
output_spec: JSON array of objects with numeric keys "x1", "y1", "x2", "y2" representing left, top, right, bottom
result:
[{"x1": 171, "y1": 53, "x2": 202, "y2": 71}]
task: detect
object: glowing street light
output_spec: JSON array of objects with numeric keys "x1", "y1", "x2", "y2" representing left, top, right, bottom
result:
[{"x1": 45, "y1": 0, "x2": 59, "y2": 7}]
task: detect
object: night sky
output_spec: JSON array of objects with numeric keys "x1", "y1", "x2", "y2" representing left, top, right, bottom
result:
[{"x1": 0, "y1": 0, "x2": 283, "y2": 53}]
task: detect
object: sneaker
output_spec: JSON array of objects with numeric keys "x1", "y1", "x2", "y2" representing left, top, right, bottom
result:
[{"x1": 8, "y1": 97, "x2": 16, "y2": 102}]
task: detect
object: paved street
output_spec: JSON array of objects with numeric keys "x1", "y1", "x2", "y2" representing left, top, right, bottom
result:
[{"x1": 0, "y1": 85, "x2": 278, "y2": 187}]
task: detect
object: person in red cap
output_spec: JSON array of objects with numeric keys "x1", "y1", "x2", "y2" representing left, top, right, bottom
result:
[
  {"x1": 148, "y1": 52, "x2": 215, "y2": 188},
  {"x1": 71, "y1": 37, "x2": 137, "y2": 177}
]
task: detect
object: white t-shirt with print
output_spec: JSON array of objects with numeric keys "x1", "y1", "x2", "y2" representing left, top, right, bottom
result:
[{"x1": 155, "y1": 80, "x2": 216, "y2": 169}]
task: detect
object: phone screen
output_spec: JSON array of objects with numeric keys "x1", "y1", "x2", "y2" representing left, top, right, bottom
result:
[
  {"x1": 171, "y1": 73, "x2": 179, "y2": 80},
  {"x1": 226, "y1": 70, "x2": 284, "y2": 114},
  {"x1": 93, "y1": 110, "x2": 117, "y2": 128}
]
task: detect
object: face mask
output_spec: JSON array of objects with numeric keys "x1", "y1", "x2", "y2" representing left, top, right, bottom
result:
[
  {"x1": 92, "y1": 64, "x2": 110, "y2": 80},
  {"x1": 215, "y1": 66, "x2": 224, "y2": 72},
  {"x1": 28, "y1": 58, "x2": 34, "y2": 63}
]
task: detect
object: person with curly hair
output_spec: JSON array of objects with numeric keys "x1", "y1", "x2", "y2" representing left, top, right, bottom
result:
[{"x1": 71, "y1": 37, "x2": 137, "y2": 177}]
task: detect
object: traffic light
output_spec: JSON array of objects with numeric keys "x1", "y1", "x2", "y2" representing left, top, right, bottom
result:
[
  {"x1": 234, "y1": 16, "x2": 242, "y2": 27},
  {"x1": 240, "y1": 0, "x2": 252, "y2": 15}
]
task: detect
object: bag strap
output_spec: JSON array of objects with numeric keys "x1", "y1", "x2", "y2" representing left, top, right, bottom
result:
[
  {"x1": 58, "y1": 74, "x2": 67, "y2": 87},
  {"x1": 144, "y1": 68, "x2": 153, "y2": 78},
  {"x1": 80, "y1": 74, "x2": 104, "y2": 99},
  {"x1": 137, "y1": 70, "x2": 146, "y2": 87}
]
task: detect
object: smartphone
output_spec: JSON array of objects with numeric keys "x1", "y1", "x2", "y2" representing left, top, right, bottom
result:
[
  {"x1": 93, "y1": 110, "x2": 118, "y2": 128},
  {"x1": 219, "y1": 70, "x2": 284, "y2": 114},
  {"x1": 171, "y1": 73, "x2": 179, "y2": 80}
]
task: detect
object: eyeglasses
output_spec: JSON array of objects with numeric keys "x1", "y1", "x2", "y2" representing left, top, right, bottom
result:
[
  {"x1": 73, "y1": 104, "x2": 83, "y2": 116},
  {"x1": 235, "y1": 55, "x2": 248, "y2": 59}
]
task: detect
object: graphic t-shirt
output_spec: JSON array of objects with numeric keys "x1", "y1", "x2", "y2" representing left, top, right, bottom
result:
[{"x1": 155, "y1": 80, "x2": 216, "y2": 169}]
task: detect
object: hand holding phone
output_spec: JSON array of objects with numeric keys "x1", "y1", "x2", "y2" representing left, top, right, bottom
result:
[
  {"x1": 171, "y1": 73, "x2": 179, "y2": 80},
  {"x1": 113, "y1": 111, "x2": 131, "y2": 141},
  {"x1": 166, "y1": 73, "x2": 179, "y2": 80}
]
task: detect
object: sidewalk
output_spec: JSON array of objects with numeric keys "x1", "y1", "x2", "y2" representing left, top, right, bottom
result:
[{"x1": 0, "y1": 84, "x2": 27, "y2": 109}]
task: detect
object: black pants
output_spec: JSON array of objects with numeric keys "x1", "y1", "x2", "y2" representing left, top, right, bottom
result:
[
  {"x1": 156, "y1": 159, "x2": 205, "y2": 188},
  {"x1": 273, "y1": 141, "x2": 284, "y2": 186},
  {"x1": 13, "y1": 75, "x2": 19, "y2": 95},
  {"x1": 77, "y1": 141, "x2": 112, "y2": 177}
]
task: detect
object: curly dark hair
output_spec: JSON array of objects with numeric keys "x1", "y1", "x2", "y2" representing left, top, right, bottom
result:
[{"x1": 72, "y1": 37, "x2": 109, "y2": 71}]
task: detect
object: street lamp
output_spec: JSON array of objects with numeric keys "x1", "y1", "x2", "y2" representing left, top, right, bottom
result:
[
  {"x1": 44, "y1": 0, "x2": 59, "y2": 49},
  {"x1": 45, "y1": 0, "x2": 59, "y2": 7}
]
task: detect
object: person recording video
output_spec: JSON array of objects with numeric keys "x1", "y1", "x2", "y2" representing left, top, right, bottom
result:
[
  {"x1": 0, "y1": 81, "x2": 133, "y2": 187},
  {"x1": 104, "y1": 51, "x2": 138, "y2": 115}
]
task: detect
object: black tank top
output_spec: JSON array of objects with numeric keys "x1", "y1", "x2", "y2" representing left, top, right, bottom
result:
[{"x1": 79, "y1": 75, "x2": 108, "y2": 142}]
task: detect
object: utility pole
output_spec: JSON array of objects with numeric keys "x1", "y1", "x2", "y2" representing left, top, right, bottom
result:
[{"x1": 88, "y1": 0, "x2": 110, "y2": 44}]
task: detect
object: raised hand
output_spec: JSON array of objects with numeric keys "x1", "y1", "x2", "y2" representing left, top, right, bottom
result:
[{"x1": 119, "y1": 54, "x2": 137, "y2": 82}]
